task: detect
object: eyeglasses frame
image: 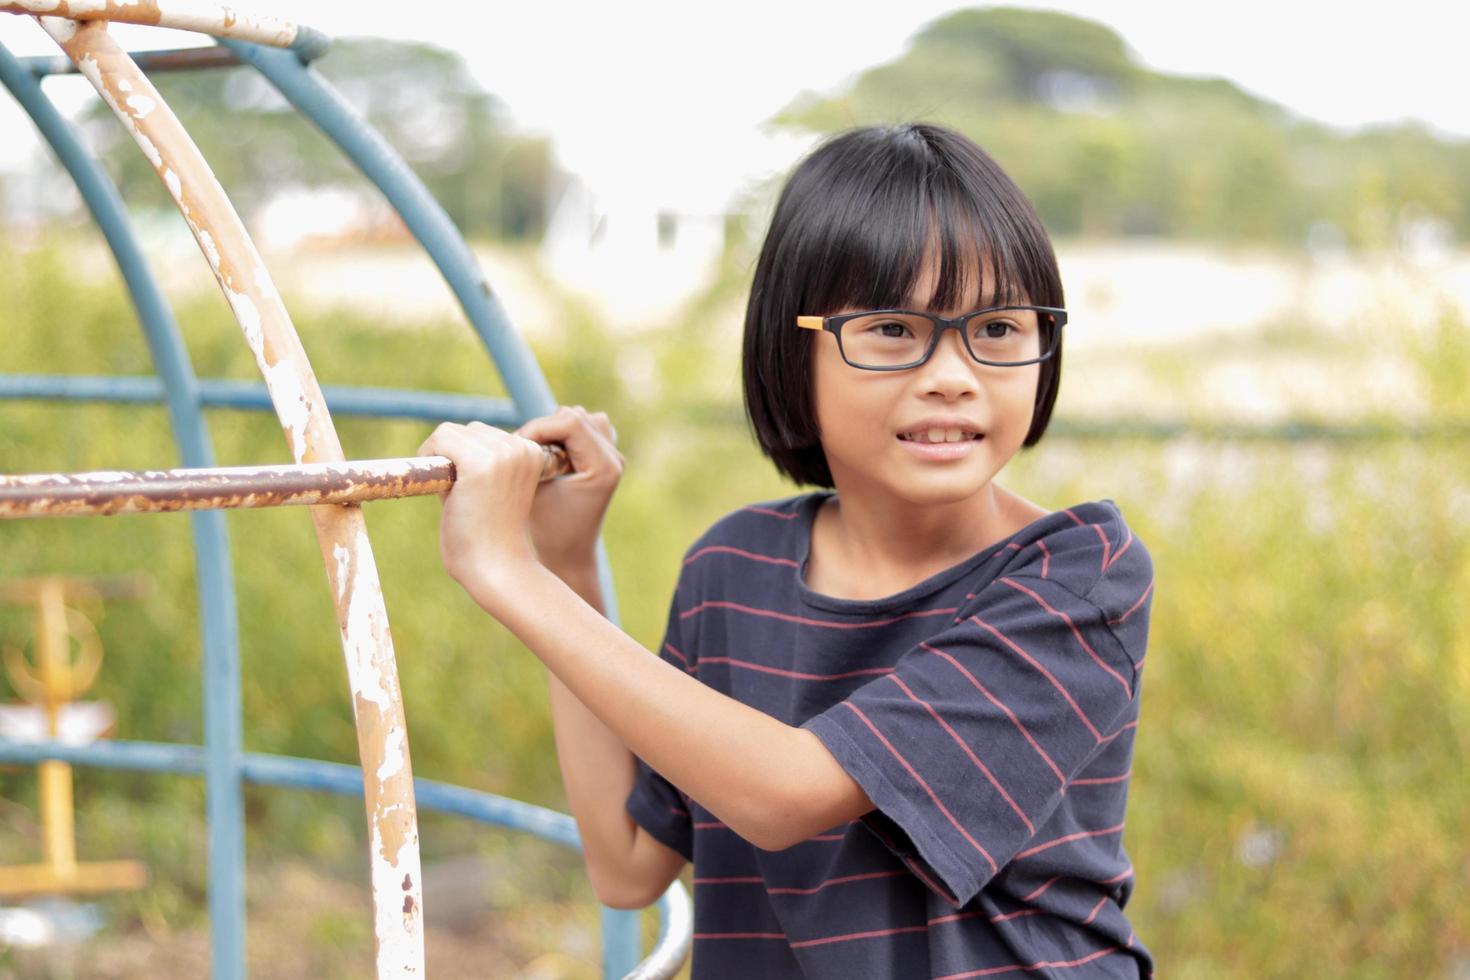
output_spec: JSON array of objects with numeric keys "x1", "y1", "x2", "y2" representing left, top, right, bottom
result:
[{"x1": 795, "y1": 305, "x2": 1068, "y2": 371}]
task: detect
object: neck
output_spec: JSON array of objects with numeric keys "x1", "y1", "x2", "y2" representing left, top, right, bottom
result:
[{"x1": 814, "y1": 478, "x2": 1013, "y2": 596}]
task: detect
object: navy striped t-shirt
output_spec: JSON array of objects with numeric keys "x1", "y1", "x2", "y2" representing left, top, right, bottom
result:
[{"x1": 626, "y1": 491, "x2": 1154, "y2": 979}]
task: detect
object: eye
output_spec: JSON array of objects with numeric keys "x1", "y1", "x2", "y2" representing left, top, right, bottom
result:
[
  {"x1": 980, "y1": 320, "x2": 1015, "y2": 339},
  {"x1": 867, "y1": 320, "x2": 914, "y2": 339}
]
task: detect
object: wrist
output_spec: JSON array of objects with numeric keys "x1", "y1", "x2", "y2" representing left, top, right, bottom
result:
[
  {"x1": 463, "y1": 551, "x2": 543, "y2": 617},
  {"x1": 536, "y1": 544, "x2": 600, "y2": 576}
]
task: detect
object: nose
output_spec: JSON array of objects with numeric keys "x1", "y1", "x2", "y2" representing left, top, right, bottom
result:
[{"x1": 916, "y1": 324, "x2": 981, "y2": 399}]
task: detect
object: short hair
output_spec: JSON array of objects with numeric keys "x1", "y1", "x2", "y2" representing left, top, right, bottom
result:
[{"x1": 741, "y1": 122, "x2": 1066, "y2": 488}]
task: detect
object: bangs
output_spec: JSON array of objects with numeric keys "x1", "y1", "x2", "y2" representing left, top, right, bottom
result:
[{"x1": 790, "y1": 144, "x2": 1038, "y2": 316}]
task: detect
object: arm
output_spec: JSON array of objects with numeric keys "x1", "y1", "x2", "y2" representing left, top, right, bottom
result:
[
  {"x1": 418, "y1": 412, "x2": 874, "y2": 859},
  {"x1": 540, "y1": 555, "x2": 686, "y2": 908},
  {"x1": 486, "y1": 558, "x2": 873, "y2": 854}
]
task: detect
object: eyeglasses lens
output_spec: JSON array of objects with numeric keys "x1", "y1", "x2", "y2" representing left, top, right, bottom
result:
[{"x1": 839, "y1": 308, "x2": 1047, "y2": 367}]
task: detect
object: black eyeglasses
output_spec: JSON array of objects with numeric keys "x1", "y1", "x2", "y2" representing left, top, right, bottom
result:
[{"x1": 796, "y1": 305, "x2": 1067, "y2": 370}]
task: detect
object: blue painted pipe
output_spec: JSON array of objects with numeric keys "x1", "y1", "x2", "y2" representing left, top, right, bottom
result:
[
  {"x1": 0, "y1": 374, "x2": 521, "y2": 426},
  {"x1": 0, "y1": 41, "x2": 248, "y2": 978}
]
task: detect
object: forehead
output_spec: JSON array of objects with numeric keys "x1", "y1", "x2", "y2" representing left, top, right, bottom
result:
[{"x1": 901, "y1": 243, "x2": 1016, "y2": 313}]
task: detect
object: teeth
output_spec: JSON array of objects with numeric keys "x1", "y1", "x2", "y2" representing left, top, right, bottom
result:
[{"x1": 903, "y1": 428, "x2": 977, "y2": 443}]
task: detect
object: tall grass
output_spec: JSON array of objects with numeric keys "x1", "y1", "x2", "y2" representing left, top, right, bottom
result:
[{"x1": 1, "y1": 241, "x2": 1466, "y2": 977}]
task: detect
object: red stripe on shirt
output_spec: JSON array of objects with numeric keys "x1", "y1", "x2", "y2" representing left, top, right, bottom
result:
[
  {"x1": 1021, "y1": 875, "x2": 1063, "y2": 902},
  {"x1": 841, "y1": 702, "x2": 999, "y2": 876},
  {"x1": 920, "y1": 642, "x2": 1066, "y2": 785},
  {"x1": 999, "y1": 578, "x2": 1133, "y2": 697},
  {"x1": 700, "y1": 656, "x2": 893, "y2": 681},
  {"x1": 743, "y1": 505, "x2": 799, "y2": 520},
  {"x1": 768, "y1": 869, "x2": 910, "y2": 895},
  {"x1": 1072, "y1": 769, "x2": 1131, "y2": 786},
  {"x1": 1036, "y1": 539, "x2": 1051, "y2": 578},
  {"x1": 862, "y1": 817, "x2": 959, "y2": 903},
  {"x1": 929, "y1": 907, "x2": 1047, "y2": 927},
  {"x1": 970, "y1": 615, "x2": 1104, "y2": 742},
  {"x1": 1014, "y1": 823, "x2": 1125, "y2": 861},
  {"x1": 788, "y1": 923, "x2": 931, "y2": 949},
  {"x1": 934, "y1": 944, "x2": 1126, "y2": 979},
  {"x1": 682, "y1": 600, "x2": 956, "y2": 630},
  {"x1": 1105, "y1": 526, "x2": 1133, "y2": 570},
  {"x1": 1089, "y1": 524, "x2": 1112, "y2": 571},
  {"x1": 886, "y1": 673, "x2": 1036, "y2": 835},
  {"x1": 683, "y1": 544, "x2": 800, "y2": 568},
  {"x1": 1108, "y1": 579, "x2": 1153, "y2": 626},
  {"x1": 1062, "y1": 508, "x2": 1085, "y2": 526},
  {"x1": 1082, "y1": 895, "x2": 1108, "y2": 924},
  {"x1": 1098, "y1": 720, "x2": 1138, "y2": 746}
]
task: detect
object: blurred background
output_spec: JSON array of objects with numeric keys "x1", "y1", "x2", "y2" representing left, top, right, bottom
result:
[{"x1": 1, "y1": 2, "x2": 1467, "y2": 977}]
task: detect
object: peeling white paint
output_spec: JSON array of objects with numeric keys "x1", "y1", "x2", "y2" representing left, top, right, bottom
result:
[
  {"x1": 376, "y1": 728, "x2": 406, "y2": 782},
  {"x1": 134, "y1": 131, "x2": 162, "y2": 169},
  {"x1": 196, "y1": 229, "x2": 222, "y2": 273},
  {"x1": 339, "y1": 541, "x2": 393, "y2": 709},
  {"x1": 23, "y1": 1, "x2": 65, "y2": 13},
  {"x1": 163, "y1": 167, "x2": 181, "y2": 201},
  {"x1": 332, "y1": 542, "x2": 351, "y2": 603},
  {"x1": 224, "y1": 287, "x2": 262, "y2": 357},
  {"x1": 262, "y1": 358, "x2": 311, "y2": 463},
  {"x1": 124, "y1": 93, "x2": 156, "y2": 119},
  {"x1": 36, "y1": 16, "x2": 76, "y2": 42},
  {"x1": 251, "y1": 260, "x2": 282, "y2": 304},
  {"x1": 368, "y1": 820, "x2": 425, "y2": 975},
  {"x1": 65, "y1": 0, "x2": 108, "y2": 14}
]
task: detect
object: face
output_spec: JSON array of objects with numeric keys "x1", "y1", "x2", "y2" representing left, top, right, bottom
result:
[{"x1": 809, "y1": 248, "x2": 1041, "y2": 508}]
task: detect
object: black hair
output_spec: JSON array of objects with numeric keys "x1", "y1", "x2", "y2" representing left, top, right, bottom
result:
[{"x1": 741, "y1": 122, "x2": 1065, "y2": 488}]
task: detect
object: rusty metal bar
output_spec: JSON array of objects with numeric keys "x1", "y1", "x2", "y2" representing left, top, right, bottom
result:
[
  {"x1": 22, "y1": 44, "x2": 242, "y2": 78},
  {"x1": 0, "y1": 447, "x2": 571, "y2": 519},
  {"x1": 1, "y1": 2, "x2": 327, "y2": 55},
  {"x1": 38, "y1": 17, "x2": 411, "y2": 973}
]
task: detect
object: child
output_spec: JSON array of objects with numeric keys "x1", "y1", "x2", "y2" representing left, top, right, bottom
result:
[{"x1": 418, "y1": 122, "x2": 1154, "y2": 979}]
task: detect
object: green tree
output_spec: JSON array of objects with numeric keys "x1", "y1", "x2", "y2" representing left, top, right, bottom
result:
[
  {"x1": 80, "y1": 38, "x2": 560, "y2": 241},
  {"x1": 772, "y1": 6, "x2": 1470, "y2": 249}
]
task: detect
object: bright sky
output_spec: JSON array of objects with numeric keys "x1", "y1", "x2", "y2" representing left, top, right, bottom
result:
[{"x1": 1, "y1": 1, "x2": 1467, "y2": 213}]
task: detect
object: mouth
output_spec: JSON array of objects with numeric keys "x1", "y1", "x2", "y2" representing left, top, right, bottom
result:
[{"x1": 896, "y1": 428, "x2": 985, "y2": 444}]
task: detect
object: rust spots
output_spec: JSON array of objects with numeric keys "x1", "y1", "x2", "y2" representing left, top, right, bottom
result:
[
  {"x1": 0, "y1": 458, "x2": 456, "y2": 519},
  {"x1": 402, "y1": 874, "x2": 412, "y2": 891},
  {"x1": 402, "y1": 895, "x2": 414, "y2": 915}
]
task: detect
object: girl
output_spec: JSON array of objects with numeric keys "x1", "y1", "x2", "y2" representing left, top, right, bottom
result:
[{"x1": 418, "y1": 123, "x2": 1154, "y2": 979}]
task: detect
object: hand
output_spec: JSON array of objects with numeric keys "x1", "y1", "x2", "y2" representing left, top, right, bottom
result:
[
  {"x1": 416, "y1": 420, "x2": 548, "y2": 606},
  {"x1": 515, "y1": 406, "x2": 624, "y2": 570}
]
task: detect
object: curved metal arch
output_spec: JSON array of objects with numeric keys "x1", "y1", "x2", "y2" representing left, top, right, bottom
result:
[
  {"x1": 0, "y1": 38, "x2": 249, "y2": 977},
  {"x1": 0, "y1": 15, "x2": 678, "y2": 977}
]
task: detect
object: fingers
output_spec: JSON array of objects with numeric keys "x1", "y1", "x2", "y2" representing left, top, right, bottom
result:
[
  {"x1": 514, "y1": 406, "x2": 623, "y2": 478},
  {"x1": 420, "y1": 421, "x2": 543, "y2": 488}
]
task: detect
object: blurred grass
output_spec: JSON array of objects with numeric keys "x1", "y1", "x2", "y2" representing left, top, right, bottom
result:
[{"x1": 0, "y1": 239, "x2": 1467, "y2": 977}]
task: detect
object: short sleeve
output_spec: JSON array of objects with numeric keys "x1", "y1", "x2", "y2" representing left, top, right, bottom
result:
[
  {"x1": 623, "y1": 591, "x2": 695, "y2": 860},
  {"x1": 800, "y1": 569, "x2": 1148, "y2": 907}
]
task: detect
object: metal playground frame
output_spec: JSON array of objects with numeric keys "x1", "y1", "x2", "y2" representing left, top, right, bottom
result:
[{"x1": 0, "y1": 3, "x2": 692, "y2": 976}]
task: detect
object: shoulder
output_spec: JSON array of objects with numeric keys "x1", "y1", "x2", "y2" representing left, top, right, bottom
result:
[
  {"x1": 981, "y1": 499, "x2": 1155, "y2": 659},
  {"x1": 679, "y1": 492, "x2": 818, "y2": 560}
]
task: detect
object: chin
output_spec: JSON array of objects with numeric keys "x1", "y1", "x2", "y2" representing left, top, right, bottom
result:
[{"x1": 888, "y1": 472, "x2": 997, "y2": 508}]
